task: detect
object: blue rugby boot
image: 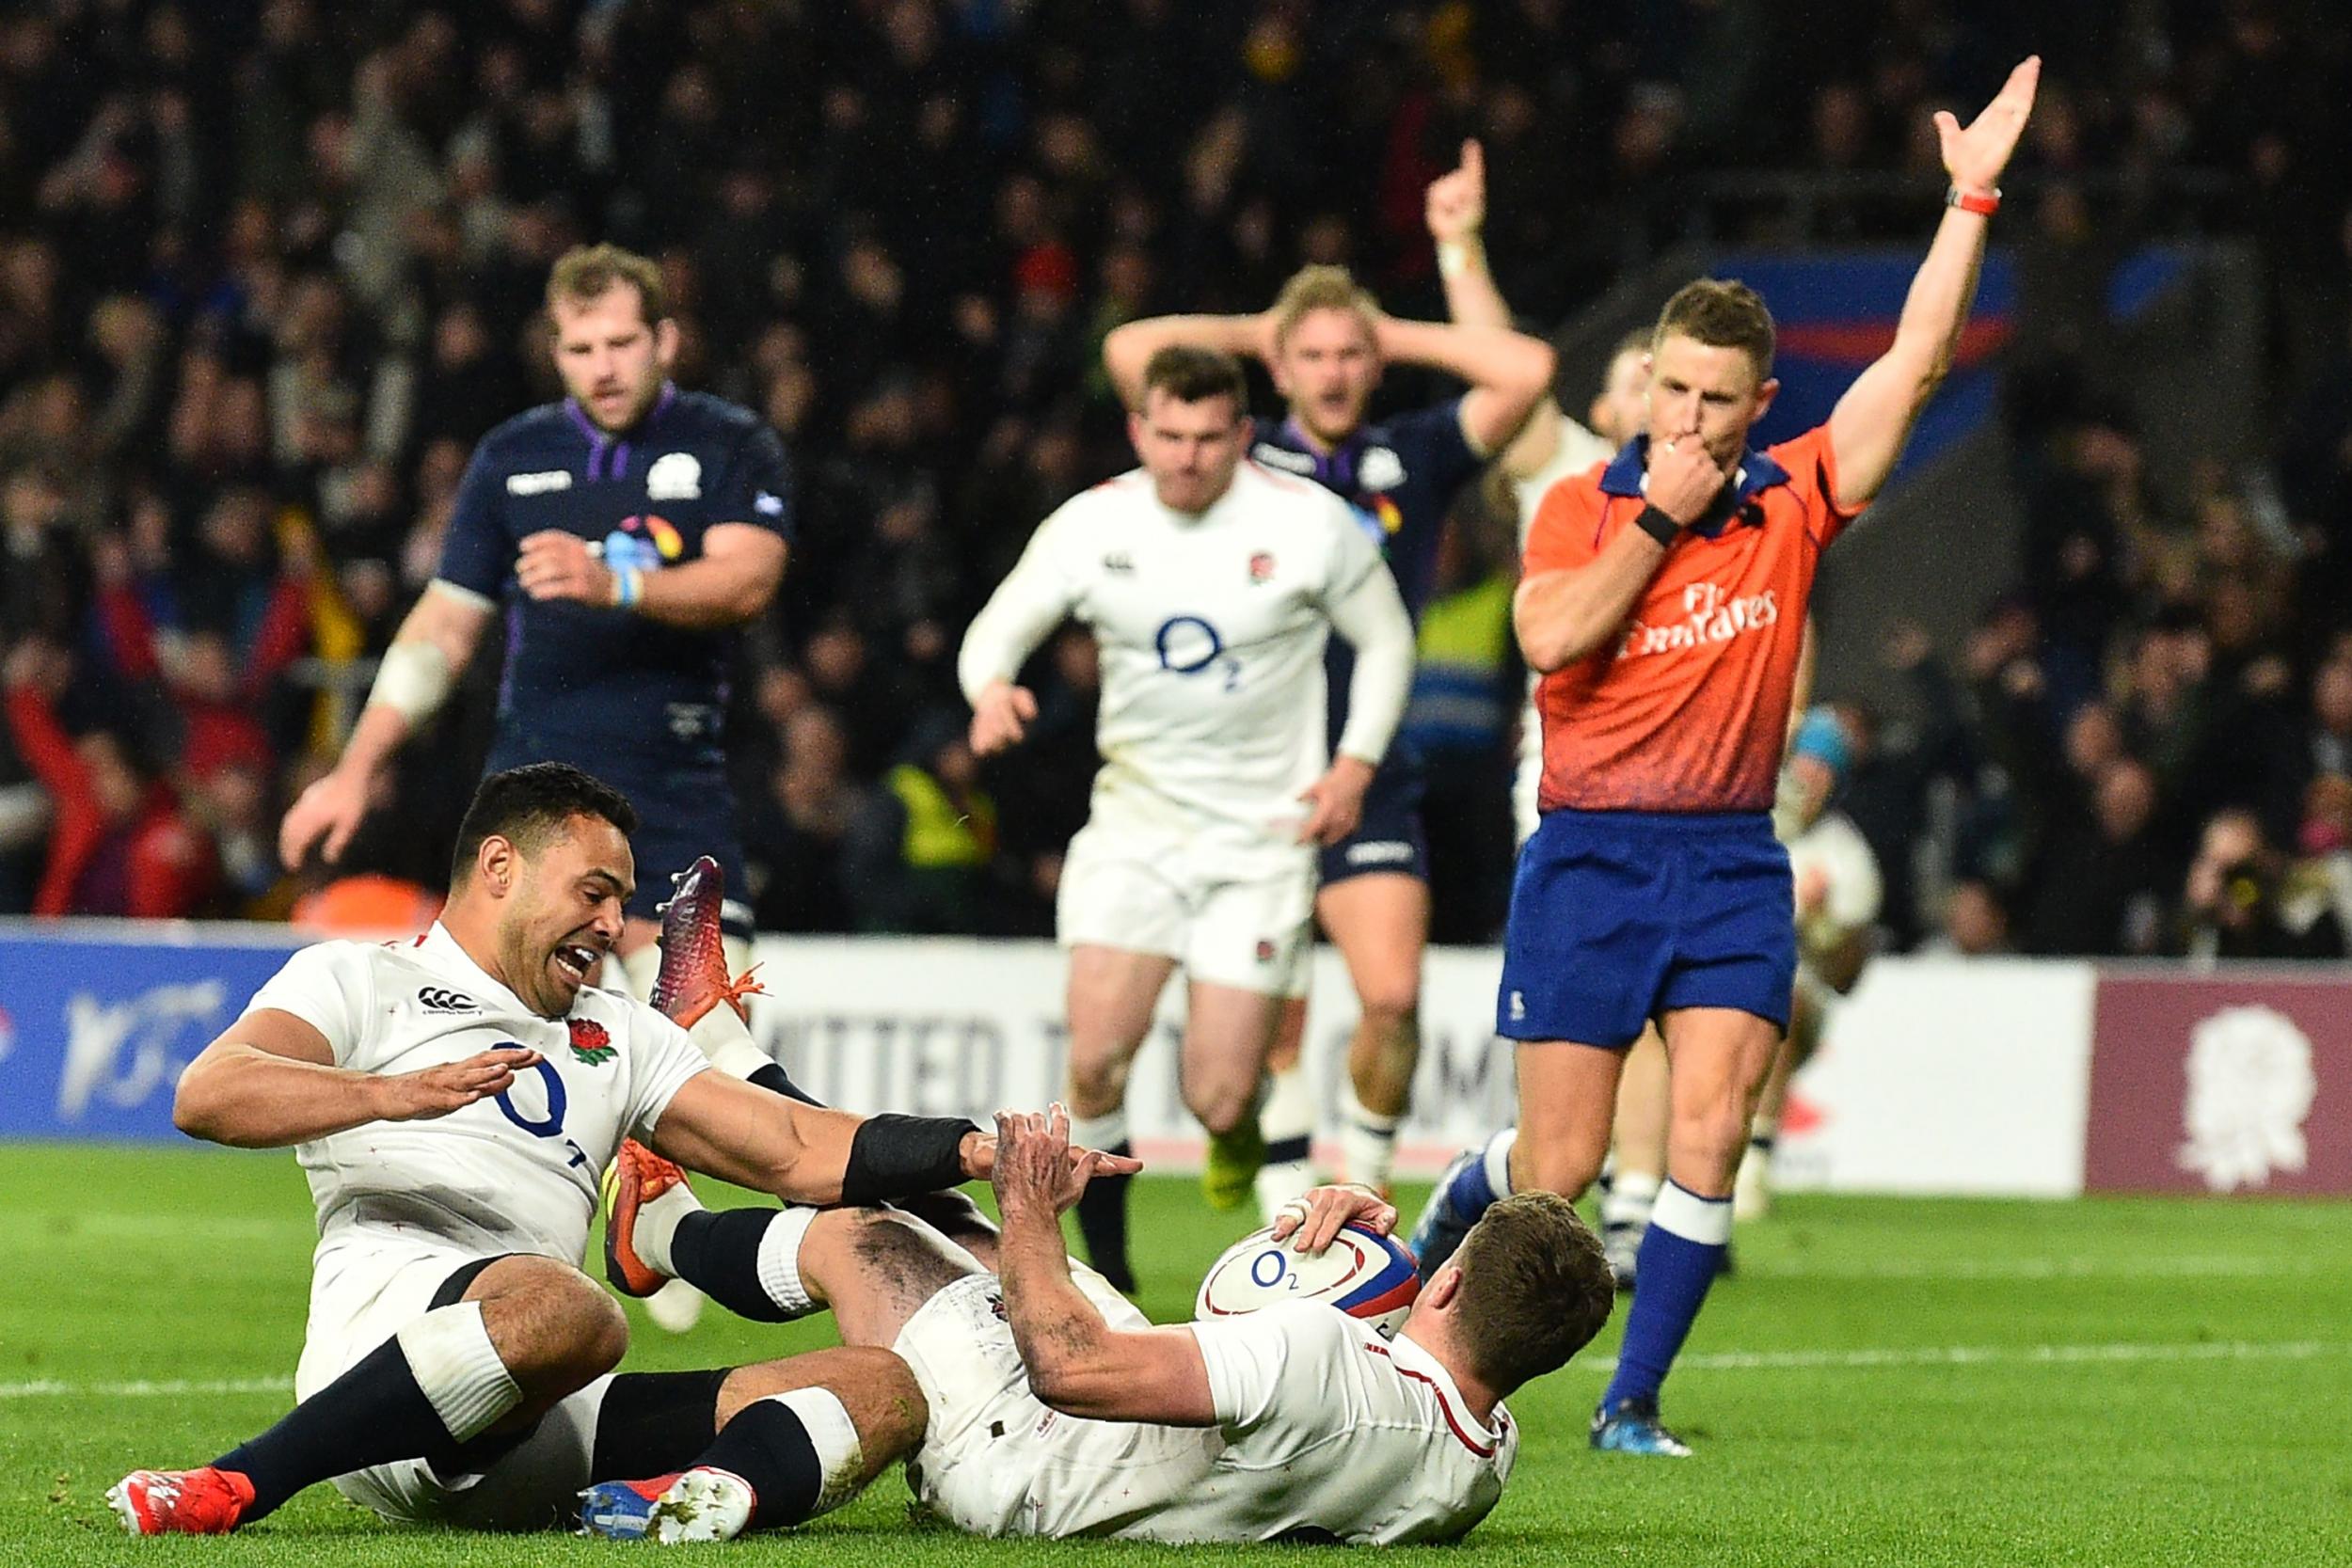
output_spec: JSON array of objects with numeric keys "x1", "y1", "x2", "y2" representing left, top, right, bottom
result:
[{"x1": 1589, "y1": 1396, "x2": 1692, "y2": 1457}]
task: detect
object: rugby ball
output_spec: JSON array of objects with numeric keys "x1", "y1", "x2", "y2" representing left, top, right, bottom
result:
[{"x1": 1194, "y1": 1221, "x2": 1420, "y2": 1337}]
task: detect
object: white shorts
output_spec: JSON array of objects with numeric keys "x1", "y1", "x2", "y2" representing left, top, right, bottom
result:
[
  {"x1": 295, "y1": 1240, "x2": 610, "y2": 1530},
  {"x1": 892, "y1": 1271, "x2": 1209, "y2": 1538},
  {"x1": 1057, "y1": 821, "x2": 1314, "y2": 995}
]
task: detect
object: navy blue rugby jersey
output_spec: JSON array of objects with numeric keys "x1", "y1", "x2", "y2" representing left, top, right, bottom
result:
[
  {"x1": 437, "y1": 385, "x2": 793, "y2": 765},
  {"x1": 1250, "y1": 401, "x2": 1484, "y2": 753}
]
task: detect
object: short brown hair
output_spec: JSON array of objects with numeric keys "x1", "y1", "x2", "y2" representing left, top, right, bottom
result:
[
  {"x1": 1141, "y1": 344, "x2": 1247, "y2": 412},
  {"x1": 546, "y1": 243, "x2": 669, "y2": 326},
  {"x1": 1449, "y1": 1191, "x2": 1614, "y2": 1394},
  {"x1": 1269, "y1": 263, "x2": 1380, "y2": 350},
  {"x1": 1653, "y1": 278, "x2": 1774, "y2": 379}
]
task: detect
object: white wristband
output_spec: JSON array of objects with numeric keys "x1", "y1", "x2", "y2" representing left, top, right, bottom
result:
[
  {"x1": 1437, "y1": 239, "x2": 1472, "y2": 278},
  {"x1": 367, "y1": 640, "x2": 452, "y2": 727}
]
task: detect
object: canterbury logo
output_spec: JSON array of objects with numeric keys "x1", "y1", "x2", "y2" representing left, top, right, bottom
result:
[{"x1": 417, "y1": 988, "x2": 480, "y2": 1013}]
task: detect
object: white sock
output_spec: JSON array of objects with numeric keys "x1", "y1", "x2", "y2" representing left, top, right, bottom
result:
[
  {"x1": 755, "y1": 1207, "x2": 820, "y2": 1317},
  {"x1": 1482, "y1": 1127, "x2": 1518, "y2": 1200},
  {"x1": 1651, "y1": 1180, "x2": 1735, "y2": 1245},
  {"x1": 1260, "y1": 1060, "x2": 1313, "y2": 1148},
  {"x1": 1601, "y1": 1168, "x2": 1661, "y2": 1231},
  {"x1": 1071, "y1": 1109, "x2": 1129, "y2": 1151},
  {"x1": 394, "y1": 1302, "x2": 522, "y2": 1442},
  {"x1": 629, "y1": 1177, "x2": 707, "y2": 1277},
  {"x1": 768, "y1": 1387, "x2": 865, "y2": 1514},
  {"x1": 1338, "y1": 1086, "x2": 1401, "y2": 1192}
]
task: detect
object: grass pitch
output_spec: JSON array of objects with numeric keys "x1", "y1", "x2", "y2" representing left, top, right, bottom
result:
[{"x1": 2, "y1": 1143, "x2": 2346, "y2": 1567}]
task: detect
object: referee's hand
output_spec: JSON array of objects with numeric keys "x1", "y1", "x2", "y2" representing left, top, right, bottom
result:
[{"x1": 969, "y1": 679, "x2": 1037, "y2": 756}]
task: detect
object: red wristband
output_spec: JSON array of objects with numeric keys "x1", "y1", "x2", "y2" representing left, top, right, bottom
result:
[{"x1": 1946, "y1": 185, "x2": 2000, "y2": 216}]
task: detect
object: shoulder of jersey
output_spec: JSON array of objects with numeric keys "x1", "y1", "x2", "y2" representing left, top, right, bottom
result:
[
  {"x1": 668, "y1": 388, "x2": 766, "y2": 437},
  {"x1": 1242, "y1": 456, "x2": 1326, "y2": 499},
  {"x1": 478, "y1": 401, "x2": 573, "y2": 453}
]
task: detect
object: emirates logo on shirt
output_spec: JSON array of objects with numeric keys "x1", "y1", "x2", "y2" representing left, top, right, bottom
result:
[
  {"x1": 567, "y1": 1018, "x2": 616, "y2": 1067},
  {"x1": 1617, "y1": 581, "x2": 1780, "y2": 659}
]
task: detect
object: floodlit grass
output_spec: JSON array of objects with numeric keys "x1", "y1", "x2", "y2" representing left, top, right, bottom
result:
[{"x1": 3, "y1": 1143, "x2": 2346, "y2": 1566}]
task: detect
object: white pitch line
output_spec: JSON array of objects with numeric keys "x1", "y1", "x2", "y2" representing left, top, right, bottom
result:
[
  {"x1": 1737, "y1": 1254, "x2": 2331, "y2": 1282},
  {"x1": 1587, "y1": 1339, "x2": 2347, "y2": 1375},
  {"x1": 0, "y1": 1376, "x2": 292, "y2": 1401},
  {"x1": 4, "y1": 1341, "x2": 2344, "y2": 1400}
]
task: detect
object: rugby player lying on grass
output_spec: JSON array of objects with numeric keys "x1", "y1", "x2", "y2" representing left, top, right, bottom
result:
[{"x1": 574, "y1": 1106, "x2": 1614, "y2": 1544}]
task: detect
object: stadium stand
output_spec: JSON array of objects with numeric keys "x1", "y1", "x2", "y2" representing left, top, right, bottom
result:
[{"x1": 4, "y1": 0, "x2": 2352, "y2": 960}]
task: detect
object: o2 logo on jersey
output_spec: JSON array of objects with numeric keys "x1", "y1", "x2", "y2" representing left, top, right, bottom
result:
[
  {"x1": 489, "y1": 1046, "x2": 592, "y2": 1171},
  {"x1": 602, "y1": 515, "x2": 685, "y2": 574},
  {"x1": 1155, "y1": 615, "x2": 1242, "y2": 692}
]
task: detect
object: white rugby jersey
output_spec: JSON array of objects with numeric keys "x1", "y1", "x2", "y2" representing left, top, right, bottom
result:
[
  {"x1": 243, "y1": 924, "x2": 709, "y2": 1266},
  {"x1": 1021, "y1": 1304, "x2": 1514, "y2": 1544},
  {"x1": 1511, "y1": 418, "x2": 1616, "y2": 842},
  {"x1": 959, "y1": 462, "x2": 1413, "y2": 850}
]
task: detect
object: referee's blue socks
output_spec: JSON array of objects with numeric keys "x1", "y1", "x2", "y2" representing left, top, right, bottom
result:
[{"x1": 1601, "y1": 1180, "x2": 1731, "y2": 1411}]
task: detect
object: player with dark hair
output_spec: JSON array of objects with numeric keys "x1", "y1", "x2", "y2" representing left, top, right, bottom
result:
[
  {"x1": 1411, "y1": 59, "x2": 2041, "y2": 1455},
  {"x1": 279, "y1": 243, "x2": 800, "y2": 1327},
  {"x1": 111, "y1": 763, "x2": 1133, "y2": 1536},
  {"x1": 575, "y1": 1109, "x2": 1613, "y2": 1544},
  {"x1": 960, "y1": 345, "x2": 1415, "y2": 1291},
  {"x1": 1103, "y1": 264, "x2": 1554, "y2": 1222}
]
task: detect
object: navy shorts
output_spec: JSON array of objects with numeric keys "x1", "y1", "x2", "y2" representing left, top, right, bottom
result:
[
  {"x1": 482, "y1": 739, "x2": 752, "y2": 937},
  {"x1": 1318, "y1": 752, "x2": 1429, "y2": 887},
  {"x1": 1498, "y1": 808, "x2": 1794, "y2": 1047}
]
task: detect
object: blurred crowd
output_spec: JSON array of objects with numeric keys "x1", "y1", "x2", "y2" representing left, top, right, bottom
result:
[{"x1": 5, "y1": 0, "x2": 2352, "y2": 961}]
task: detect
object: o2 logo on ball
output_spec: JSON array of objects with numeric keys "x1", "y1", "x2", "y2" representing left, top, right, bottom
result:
[{"x1": 1195, "y1": 1221, "x2": 1420, "y2": 1337}]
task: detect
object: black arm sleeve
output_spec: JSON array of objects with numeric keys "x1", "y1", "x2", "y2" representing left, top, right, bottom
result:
[{"x1": 839, "y1": 1114, "x2": 977, "y2": 1206}]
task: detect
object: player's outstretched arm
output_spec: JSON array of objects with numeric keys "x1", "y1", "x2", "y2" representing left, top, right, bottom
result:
[
  {"x1": 1374, "y1": 315, "x2": 1554, "y2": 458},
  {"x1": 278, "y1": 581, "x2": 494, "y2": 869},
  {"x1": 649, "y1": 1075, "x2": 1145, "y2": 1208},
  {"x1": 993, "y1": 1107, "x2": 1218, "y2": 1425},
  {"x1": 1827, "y1": 56, "x2": 2039, "y2": 512},
  {"x1": 1425, "y1": 137, "x2": 1570, "y2": 483},
  {"x1": 1102, "y1": 313, "x2": 1272, "y2": 409},
  {"x1": 172, "y1": 1008, "x2": 542, "y2": 1148},
  {"x1": 1298, "y1": 559, "x2": 1414, "y2": 844}
]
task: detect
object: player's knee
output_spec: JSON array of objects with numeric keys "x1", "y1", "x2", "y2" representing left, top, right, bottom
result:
[
  {"x1": 1668, "y1": 1104, "x2": 1751, "y2": 1182},
  {"x1": 494, "y1": 1267, "x2": 629, "y2": 1389},
  {"x1": 1516, "y1": 1140, "x2": 1603, "y2": 1201},
  {"x1": 1184, "y1": 1075, "x2": 1256, "y2": 1137},
  {"x1": 1355, "y1": 982, "x2": 1421, "y2": 1039},
  {"x1": 1066, "y1": 1047, "x2": 1131, "y2": 1112}
]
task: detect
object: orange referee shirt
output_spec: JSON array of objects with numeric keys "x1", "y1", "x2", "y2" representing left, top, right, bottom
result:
[{"x1": 1524, "y1": 426, "x2": 1862, "y2": 814}]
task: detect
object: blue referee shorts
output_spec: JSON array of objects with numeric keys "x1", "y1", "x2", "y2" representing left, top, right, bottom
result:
[{"x1": 1498, "y1": 807, "x2": 1794, "y2": 1048}]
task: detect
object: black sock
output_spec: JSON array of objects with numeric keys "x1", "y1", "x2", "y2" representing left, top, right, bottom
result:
[
  {"x1": 213, "y1": 1336, "x2": 459, "y2": 1521},
  {"x1": 1072, "y1": 1143, "x2": 1136, "y2": 1291},
  {"x1": 670, "y1": 1209, "x2": 798, "y2": 1322},
  {"x1": 748, "y1": 1062, "x2": 822, "y2": 1105},
  {"x1": 696, "y1": 1398, "x2": 825, "y2": 1531}
]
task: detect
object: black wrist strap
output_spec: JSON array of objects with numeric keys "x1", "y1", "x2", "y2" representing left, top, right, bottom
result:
[
  {"x1": 840, "y1": 1114, "x2": 974, "y2": 1206},
  {"x1": 1634, "y1": 504, "x2": 1681, "y2": 548}
]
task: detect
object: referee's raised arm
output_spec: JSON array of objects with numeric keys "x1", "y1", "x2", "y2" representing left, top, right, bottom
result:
[{"x1": 1826, "y1": 56, "x2": 2041, "y2": 512}]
